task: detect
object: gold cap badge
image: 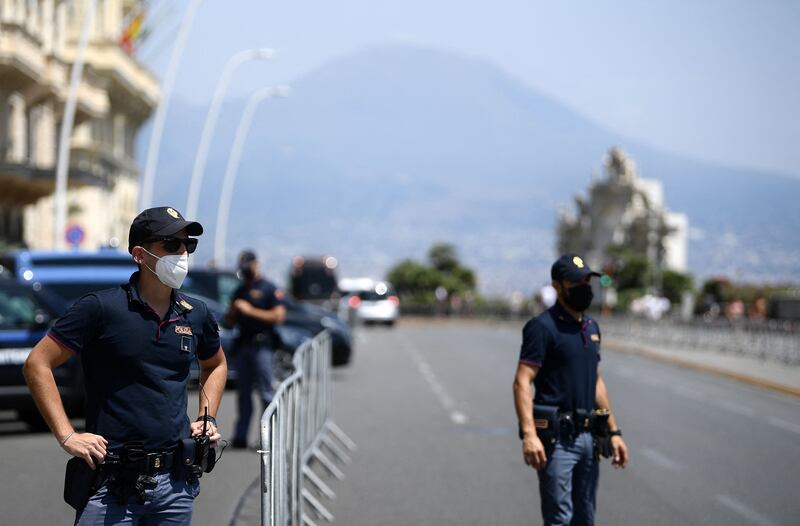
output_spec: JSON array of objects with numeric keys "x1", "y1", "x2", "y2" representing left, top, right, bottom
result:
[
  {"x1": 573, "y1": 256, "x2": 584, "y2": 268},
  {"x1": 166, "y1": 207, "x2": 180, "y2": 219}
]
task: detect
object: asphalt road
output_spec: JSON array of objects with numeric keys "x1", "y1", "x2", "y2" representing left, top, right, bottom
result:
[
  {"x1": 2, "y1": 321, "x2": 799, "y2": 525},
  {"x1": 322, "y1": 322, "x2": 800, "y2": 526}
]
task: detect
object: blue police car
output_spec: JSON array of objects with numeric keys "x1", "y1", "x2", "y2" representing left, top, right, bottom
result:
[{"x1": 0, "y1": 279, "x2": 74, "y2": 429}]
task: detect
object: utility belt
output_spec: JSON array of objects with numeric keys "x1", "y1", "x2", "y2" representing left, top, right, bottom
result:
[
  {"x1": 64, "y1": 439, "x2": 215, "y2": 511},
  {"x1": 525, "y1": 405, "x2": 614, "y2": 463},
  {"x1": 527, "y1": 405, "x2": 611, "y2": 442}
]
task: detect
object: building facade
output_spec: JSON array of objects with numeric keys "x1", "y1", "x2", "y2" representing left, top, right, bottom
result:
[
  {"x1": 0, "y1": 0, "x2": 157, "y2": 250},
  {"x1": 557, "y1": 147, "x2": 688, "y2": 274}
]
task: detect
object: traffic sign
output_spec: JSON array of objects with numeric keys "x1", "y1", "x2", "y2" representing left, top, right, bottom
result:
[{"x1": 65, "y1": 224, "x2": 85, "y2": 247}]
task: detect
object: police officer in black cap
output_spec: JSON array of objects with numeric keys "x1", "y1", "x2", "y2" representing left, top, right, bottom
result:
[
  {"x1": 224, "y1": 249, "x2": 286, "y2": 448},
  {"x1": 513, "y1": 254, "x2": 629, "y2": 526},
  {"x1": 24, "y1": 206, "x2": 227, "y2": 524}
]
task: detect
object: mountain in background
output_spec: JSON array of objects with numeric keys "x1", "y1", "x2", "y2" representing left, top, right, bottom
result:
[{"x1": 143, "y1": 45, "x2": 800, "y2": 293}]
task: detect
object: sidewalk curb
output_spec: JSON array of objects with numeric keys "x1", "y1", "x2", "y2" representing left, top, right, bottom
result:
[{"x1": 604, "y1": 340, "x2": 800, "y2": 399}]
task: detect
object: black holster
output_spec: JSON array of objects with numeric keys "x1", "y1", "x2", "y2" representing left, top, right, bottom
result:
[
  {"x1": 178, "y1": 436, "x2": 216, "y2": 481},
  {"x1": 532, "y1": 404, "x2": 560, "y2": 445},
  {"x1": 64, "y1": 457, "x2": 107, "y2": 511},
  {"x1": 104, "y1": 443, "x2": 159, "y2": 505},
  {"x1": 592, "y1": 411, "x2": 613, "y2": 461}
]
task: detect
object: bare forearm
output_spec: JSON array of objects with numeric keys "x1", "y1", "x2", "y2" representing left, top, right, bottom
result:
[
  {"x1": 246, "y1": 307, "x2": 285, "y2": 325},
  {"x1": 513, "y1": 377, "x2": 536, "y2": 438},
  {"x1": 596, "y1": 375, "x2": 620, "y2": 431},
  {"x1": 198, "y1": 361, "x2": 227, "y2": 418},
  {"x1": 23, "y1": 363, "x2": 73, "y2": 441}
]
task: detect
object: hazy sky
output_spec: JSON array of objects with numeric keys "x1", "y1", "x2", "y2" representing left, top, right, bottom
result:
[{"x1": 139, "y1": 0, "x2": 799, "y2": 177}]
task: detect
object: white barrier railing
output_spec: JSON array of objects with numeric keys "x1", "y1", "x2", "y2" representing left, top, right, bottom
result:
[{"x1": 260, "y1": 332, "x2": 356, "y2": 526}]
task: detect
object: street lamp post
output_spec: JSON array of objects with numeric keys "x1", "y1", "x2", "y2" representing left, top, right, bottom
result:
[
  {"x1": 53, "y1": 0, "x2": 97, "y2": 249},
  {"x1": 185, "y1": 48, "x2": 274, "y2": 220},
  {"x1": 213, "y1": 86, "x2": 290, "y2": 266},
  {"x1": 139, "y1": 0, "x2": 203, "y2": 211}
]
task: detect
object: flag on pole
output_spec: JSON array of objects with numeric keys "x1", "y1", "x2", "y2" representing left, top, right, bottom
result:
[{"x1": 119, "y1": 9, "x2": 145, "y2": 54}]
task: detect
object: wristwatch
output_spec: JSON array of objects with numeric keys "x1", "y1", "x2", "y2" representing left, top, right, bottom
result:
[
  {"x1": 609, "y1": 429, "x2": 622, "y2": 437},
  {"x1": 197, "y1": 414, "x2": 217, "y2": 427}
]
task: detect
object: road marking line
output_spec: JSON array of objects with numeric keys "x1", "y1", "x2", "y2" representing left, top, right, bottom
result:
[
  {"x1": 613, "y1": 365, "x2": 636, "y2": 378},
  {"x1": 767, "y1": 417, "x2": 800, "y2": 435},
  {"x1": 633, "y1": 376, "x2": 759, "y2": 419},
  {"x1": 716, "y1": 494, "x2": 777, "y2": 526},
  {"x1": 639, "y1": 447, "x2": 682, "y2": 471},
  {"x1": 450, "y1": 411, "x2": 468, "y2": 425},
  {"x1": 406, "y1": 344, "x2": 469, "y2": 425},
  {"x1": 670, "y1": 385, "x2": 704, "y2": 401},
  {"x1": 711, "y1": 399, "x2": 755, "y2": 418}
]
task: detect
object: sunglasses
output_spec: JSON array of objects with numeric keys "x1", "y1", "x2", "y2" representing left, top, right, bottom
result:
[{"x1": 144, "y1": 236, "x2": 198, "y2": 254}]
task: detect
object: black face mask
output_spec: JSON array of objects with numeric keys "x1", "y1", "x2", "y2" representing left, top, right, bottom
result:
[
  {"x1": 241, "y1": 267, "x2": 255, "y2": 281},
  {"x1": 564, "y1": 283, "x2": 593, "y2": 312}
]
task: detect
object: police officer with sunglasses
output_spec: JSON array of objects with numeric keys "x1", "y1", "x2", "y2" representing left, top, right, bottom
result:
[{"x1": 24, "y1": 206, "x2": 227, "y2": 525}]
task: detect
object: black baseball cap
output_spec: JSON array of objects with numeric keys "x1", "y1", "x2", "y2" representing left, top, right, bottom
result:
[
  {"x1": 551, "y1": 254, "x2": 601, "y2": 282},
  {"x1": 238, "y1": 249, "x2": 257, "y2": 270},
  {"x1": 128, "y1": 207, "x2": 203, "y2": 253}
]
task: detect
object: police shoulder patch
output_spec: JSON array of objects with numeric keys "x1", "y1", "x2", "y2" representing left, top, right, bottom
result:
[
  {"x1": 250, "y1": 289, "x2": 264, "y2": 300},
  {"x1": 590, "y1": 334, "x2": 600, "y2": 342}
]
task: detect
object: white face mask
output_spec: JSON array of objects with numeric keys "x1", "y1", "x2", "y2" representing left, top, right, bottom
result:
[{"x1": 141, "y1": 248, "x2": 189, "y2": 289}]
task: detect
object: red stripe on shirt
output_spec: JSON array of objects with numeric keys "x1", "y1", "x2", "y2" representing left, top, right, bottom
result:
[
  {"x1": 518, "y1": 359, "x2": 541, "y2": 368},
  {"x1": 47, "y1": 332, "x2": 79, "y2": 355}
]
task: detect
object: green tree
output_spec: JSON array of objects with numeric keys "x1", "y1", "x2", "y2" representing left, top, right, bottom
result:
[
  {"x1": 428, "y1": 243, "x2": 459, "y2": 273},
  {"x1": 661, "y1": 270, "x2": 693, "y2": 303},
  {"x1": 387, "y1": 260, "x2": 441, "y2": 296},
  {"x1": 607, "y1": 245, "x2": 652, "y2": 291},
  {"x1": 451, "y1": 266, "x2": 476, "y2": 292},
  {"x1": 386, "y1": 244, "x2": 478, "y2": 304}
]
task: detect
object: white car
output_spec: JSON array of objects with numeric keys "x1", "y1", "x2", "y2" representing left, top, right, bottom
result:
[{"x1": 339, "y1": 278, "x2": 400, "y2": 326}]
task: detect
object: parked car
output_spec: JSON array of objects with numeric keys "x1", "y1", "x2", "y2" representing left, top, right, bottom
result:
[
  {"x1": 184, "y1": 268, "x2": 353, "y2": 366},
  {"x1": 0, "y1": 280, "x2": 77, "y2": 429},
  {"x1": 339, "y1": 278, "x2": 400, "y2": 326},
  {"x1": 0, "y1": 249, "x2": 136, "y2": 301}
]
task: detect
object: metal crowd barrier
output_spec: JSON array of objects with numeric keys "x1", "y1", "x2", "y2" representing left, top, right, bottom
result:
[
  {"x1": 600, "y1": 316, "x2": 800, "y2": 365},
  {"x1": 259, "y1": 331, "x2": 356, "y2": 526}
]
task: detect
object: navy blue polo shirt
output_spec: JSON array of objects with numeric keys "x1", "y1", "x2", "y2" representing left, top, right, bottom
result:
[
  {"x1": 48, "y1": 272, "x2": 221, "y2": 450},
  {"x1": 519, "y1": 302, "x2": 602, "y2": 413},
  {"x1": 232, "y1": 277, "x2": 282, "y2": 345}
]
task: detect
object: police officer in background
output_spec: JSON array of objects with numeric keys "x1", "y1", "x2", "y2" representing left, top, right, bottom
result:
[
  {"x1": 513, "y1": 254, "x2": 629, "y2": 526},
  {"x1": 23, "y1": 206, "x2": 227, "y2": 524},
  {"x1": 225, "y1": 250, "x2": 286, "y2": 448}
]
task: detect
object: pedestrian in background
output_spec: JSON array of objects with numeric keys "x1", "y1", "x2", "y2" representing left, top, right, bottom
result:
[
  {"x1": 513, "y1": 254, "x2": 628, "y2": 526},
  {"x1": 23, "y1": 206, "x2": 227, "y2": 524},
  {"x1": 225, "y1": 250, "x2": 286, "y2": 448}
]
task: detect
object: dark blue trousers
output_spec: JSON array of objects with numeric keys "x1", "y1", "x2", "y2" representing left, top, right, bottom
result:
[
  {"x1": 537, "y1": 431, "x2": 599, "y2": 526},
  {"x1": 233, "y1": 343, "x2": 275, "y2": 443},
  {"x1": 75, "y1": 473, "x2": 198, "y2": 525}
]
